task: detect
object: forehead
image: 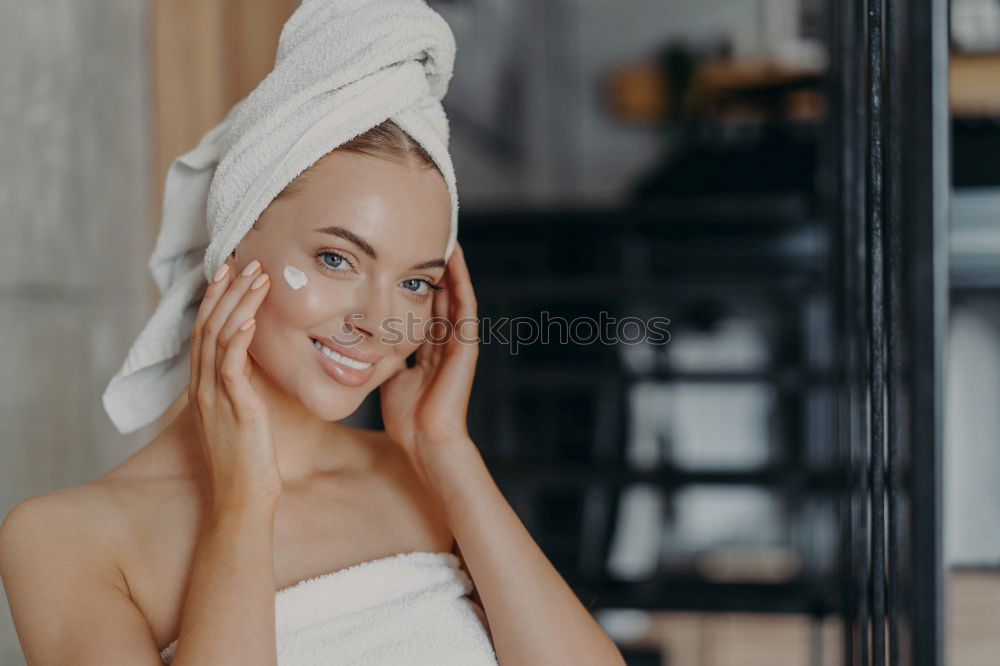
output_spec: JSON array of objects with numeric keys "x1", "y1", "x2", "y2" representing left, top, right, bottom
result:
[{"x1": 262, "y1": 151, "x2": 451, "y2": 258}]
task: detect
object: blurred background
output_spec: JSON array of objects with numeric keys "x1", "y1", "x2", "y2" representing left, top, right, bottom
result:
[{"x1": 1, "y1": 0, "x2": 998, "y2": 664}]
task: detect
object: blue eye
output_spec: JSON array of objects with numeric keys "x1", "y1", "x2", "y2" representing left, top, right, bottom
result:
[
  {"x1": 317, "y1": 251, "x2": 351, "y2": 272},
  {"x1": 314, "y1": 249, "x2": 441, "y2": 301},
  {"x1": 402, "y1": 278, "x2": 428, "y2": 293}
]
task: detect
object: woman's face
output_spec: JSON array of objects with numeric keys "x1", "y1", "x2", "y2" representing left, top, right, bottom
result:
[{"x1": 227, "y1": 150, "x2": 451, "y2": 421}]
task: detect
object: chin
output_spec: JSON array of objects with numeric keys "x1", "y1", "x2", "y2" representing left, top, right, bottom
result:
[{"x1": 297, "y1": 382, "x2": 372, "y2": 422}]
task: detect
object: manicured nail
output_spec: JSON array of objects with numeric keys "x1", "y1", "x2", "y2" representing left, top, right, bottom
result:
[
  {"x1": 239, "y1": 317, "x2": 256, "y2": 331},
  {"x1": 212, "y1": 264, "x2": 230, "y2": 283},
  {"x1": 250, "y1": 273, "x2": 270, "y2": 290},
  {"x1": 242, "y1": 259, "x2": 261, "y2": 276}
]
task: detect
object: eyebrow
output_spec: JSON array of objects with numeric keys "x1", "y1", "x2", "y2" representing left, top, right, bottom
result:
[{"x1": 314, "y1": 225, "x2": 446, "y2": 270}]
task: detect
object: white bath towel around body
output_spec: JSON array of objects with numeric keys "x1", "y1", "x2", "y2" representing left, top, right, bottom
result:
[{"x1": 159, "y1": 551, "x2": 498, "y2": 665}]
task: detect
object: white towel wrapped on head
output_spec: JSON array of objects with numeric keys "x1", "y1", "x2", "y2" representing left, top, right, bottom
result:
[
  {"x1": 159, "y1": 551, "x2": 498, "y2": 665},
  {"x1": 102, "y1": 0, "x2": 460, "y2": 435}
]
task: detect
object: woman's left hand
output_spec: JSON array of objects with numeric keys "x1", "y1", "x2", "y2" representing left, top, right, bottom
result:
[{"x1": 380, "y1": 242, "x2": 480, "y2": 483}]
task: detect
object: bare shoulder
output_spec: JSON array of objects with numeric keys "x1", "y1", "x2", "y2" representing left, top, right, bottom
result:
[
  {"x1": 0, "y1": 428, "x2": 187, "y2": 569},
  {"x1": 0, "y1": 481, "x2": 171, "y2": 662},
  {"x1": 0, "y1": 484, "x2": 131, "y2": 648},
  {"x1": 0, "y1": 481, "x2": 132, "y2": 595},
  {"x1": 0, "y1": 481, "x2": 129, "y2": 548}
]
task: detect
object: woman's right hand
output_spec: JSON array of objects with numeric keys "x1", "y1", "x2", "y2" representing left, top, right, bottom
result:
[{"x1": 189, "y1": 257, "x2": 281, "y2": 513}]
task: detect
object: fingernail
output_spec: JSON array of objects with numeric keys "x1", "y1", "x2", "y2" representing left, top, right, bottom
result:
[
  {"x1": 242, "y1": 259, "x2": 261, "y2": 276},
  {"x1": 250, "y1": 273, "x2": 270, "y2": 290},
  {"x1": 239, "y1": 317, "x2": 256, "y2": 331},
  {"x1": 212, "y1": 264, "x2": 230, "y2": 283}
]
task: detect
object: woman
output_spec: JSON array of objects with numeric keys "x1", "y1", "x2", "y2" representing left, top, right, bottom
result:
[{"x1": 0, "y1": 1, "x2": 626, "y2": 664}]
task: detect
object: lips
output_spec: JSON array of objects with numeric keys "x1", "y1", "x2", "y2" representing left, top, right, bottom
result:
[
  {"x1": 309, "y1": 335, "x2": 381, "y2": 387},
  {"x1": 310, "y1": 336, "x2": 383, "y2": 364}
]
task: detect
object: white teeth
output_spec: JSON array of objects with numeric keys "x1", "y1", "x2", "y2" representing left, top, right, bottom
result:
[{"x1": 313, "y1": 340, "x2": 373, "y2": 369}]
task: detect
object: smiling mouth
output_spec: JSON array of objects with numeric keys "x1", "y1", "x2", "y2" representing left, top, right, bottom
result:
[{"x1": 310, "y1": 338, "x2": 375, "y2": 370}]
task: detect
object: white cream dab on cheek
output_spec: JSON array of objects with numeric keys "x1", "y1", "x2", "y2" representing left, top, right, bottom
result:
[{"x1": 283, "y1": 264, "x2": 308, "y2": 290}]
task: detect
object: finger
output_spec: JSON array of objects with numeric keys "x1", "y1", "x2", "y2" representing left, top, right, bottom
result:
[
  {"x1": 449, "y1": 243, "x2": 479, "y2": 324},
  {"x1": 410, "y1": 307, "x2": 434, "y2": 369},
  {"x1": 432, "y1": 267, "x2": 450, "y2": 322},
  {"x1": 425, "y1": 271, "x2": 452, "y2": 367},
  {"x1": 433, "y1": 249, "x2": 464, "y2": 348},
  {"x1": 414, "y1": 338, "x2": 434, "y2": 369},
  {"x1": 216, "y1": 271, "x2": 271, "y2": 406},
  {"x1": 200, "y1": 259, "x2": 264, "y2": 402},
  {"x1": 191, "y1": 260, "x2": 233, "y2": 397},
  {"x1": 218, "y1": 314, "x2": 260, "y2": 414},
  {"x1": 439, "y1": 247, "x2": 478, "y2": 367},
  {"x1": 438, "y1": 324, "x2": 479, "y2": 394},
  {"x1": 216, "y1": 271, "x2": 271, "y2": 368},
  {"x1": 439, "y1": 247, "x2": 477, "y2": 356},
  {"x1": 415, "y1": 318, "x2": 436, "y2": 370}
]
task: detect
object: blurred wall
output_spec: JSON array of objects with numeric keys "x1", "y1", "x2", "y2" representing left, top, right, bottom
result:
[
  {"x1": 0, "y1": 1, "x2": 153, "y2": 663},
  {"x1": 434, "y1": 0, "x2": 782, "y2": 210},
  {"x1": 945, "y1": 300, "x2": 1000, "y2": 566}
]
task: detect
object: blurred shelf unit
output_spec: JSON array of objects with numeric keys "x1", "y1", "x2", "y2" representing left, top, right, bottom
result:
[{"x1": 459, "y1": 193, "x2": 843, "y2": 615}]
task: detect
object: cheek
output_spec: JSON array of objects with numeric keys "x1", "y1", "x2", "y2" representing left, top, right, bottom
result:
[
  {"x1": 260, "y1": 271, "x2": 346, "y2": 328},
  {"x1": 386, "y1": 305, "x2": 433, "y2": 348},
  {"x1": 395, "y1": 308, "x2": 434, "y2": 359}
]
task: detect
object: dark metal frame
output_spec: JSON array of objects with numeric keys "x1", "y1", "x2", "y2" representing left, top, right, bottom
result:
[{"x1": 830, "y1": 1, "x2": 948, "y2": 664}]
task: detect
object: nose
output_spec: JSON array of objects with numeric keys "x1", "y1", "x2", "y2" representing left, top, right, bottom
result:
[{"x1": 341, "y1": 277, "x2": 399, "y2": 346}]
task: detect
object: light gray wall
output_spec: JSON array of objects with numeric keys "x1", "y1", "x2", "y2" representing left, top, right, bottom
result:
[{"x1": 0, "y1": 1, "x2": 154, "y2": 663}]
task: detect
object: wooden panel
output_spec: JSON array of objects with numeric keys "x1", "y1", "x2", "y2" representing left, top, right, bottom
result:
[
  {"x1": 150, "y1": 0, "x2": 300, "y2": 225},
  {"x1": 947, "y1": 570, "x2": 1000, "y2": 666},
  {"x1": 951, "y1": 53, "x2": 1000, "y2": 118}
]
